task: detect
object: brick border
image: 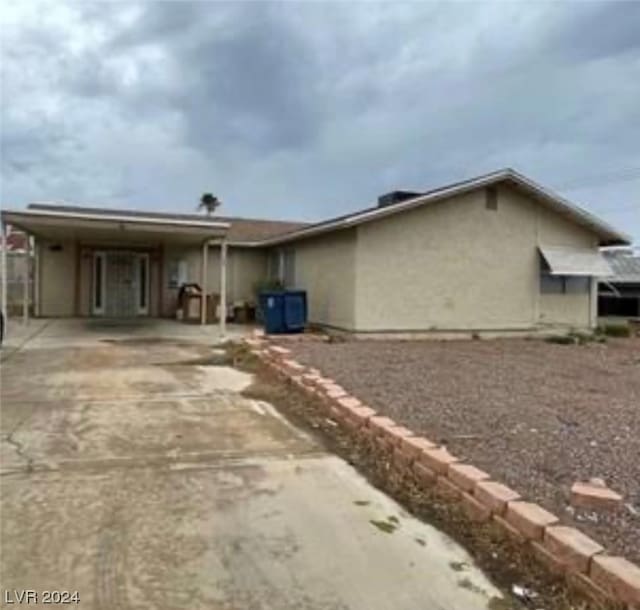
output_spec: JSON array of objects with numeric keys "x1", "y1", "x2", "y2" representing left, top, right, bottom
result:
[{"x1": 244, "y1": 336, "x2": 640, "y2": 609}]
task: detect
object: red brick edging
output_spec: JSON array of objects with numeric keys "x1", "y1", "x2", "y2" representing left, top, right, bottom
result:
[{"x1": 243, "y1": 336, "x2": 640, "y2": 609}]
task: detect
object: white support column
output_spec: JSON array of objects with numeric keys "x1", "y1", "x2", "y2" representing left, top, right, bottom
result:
[
  {"x1": 33, "y1": 238, "x2": 40, "y2": 318},
  {"x1": 1, "y1": 221, "x2": 7, "y2": 338},
  {"x1": 219, "y1": 240, "x2": 227, "y2": 338},
  {"x1": 589, "y1": 276, "x2": 598, "y2": 329},
  {"x1": 201, "y1": 240, "x2": 209, "y2": 325},
  {"x1": 23, "y1": 234, "x2": 30, "y2": 325}
]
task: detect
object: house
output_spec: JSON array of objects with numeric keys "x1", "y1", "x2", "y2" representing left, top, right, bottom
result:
[
  {"x1": 598, "y1": 249, "x2": 640, "y2": 320},
  {"x1": 1, "y1": 168, "x2": 630, "y2": 336}
]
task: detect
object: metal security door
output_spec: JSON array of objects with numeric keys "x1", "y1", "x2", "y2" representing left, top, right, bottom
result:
[{"x1": 105, "y1": 252, "x2": 137, "y2": 317}]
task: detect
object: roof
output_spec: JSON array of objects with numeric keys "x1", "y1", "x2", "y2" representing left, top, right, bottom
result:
[
  {"x1": 26, "y1": 204, "x2": 308, "y2": 242},
  {"x1": 2, "y1": 168, "x2": 630, "y2": 247},
  {"x1": 1, "y1": 206, "x2": 230, "y2": 247},
  {"x1": 539, "y1": 245, "x2": 612, "y2": 277},
  {"x1": 256, "y1": 168, "x2": 630, "y2": 247},
  {"x1": 603, "y1": 249, "x2": 640, "y2": 283}
]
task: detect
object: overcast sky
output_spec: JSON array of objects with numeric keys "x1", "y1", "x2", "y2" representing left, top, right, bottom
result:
[{"x1": 1, "y1": 1, "x2": 639, "y2": 242}]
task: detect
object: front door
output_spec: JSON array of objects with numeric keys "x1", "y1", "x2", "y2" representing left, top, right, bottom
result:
[{"x1": 92, "y1": 251, "x2": 149, "y2": 317}]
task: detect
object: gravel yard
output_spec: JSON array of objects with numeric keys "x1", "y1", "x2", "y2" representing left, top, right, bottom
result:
[{"x1": 288, "y1": 336, "x2": 640, "y2": 563}]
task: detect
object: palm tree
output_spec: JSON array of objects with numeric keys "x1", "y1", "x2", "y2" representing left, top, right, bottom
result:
[{"x1": 199, "y1": 193, "x2": 221, "y2": 216}]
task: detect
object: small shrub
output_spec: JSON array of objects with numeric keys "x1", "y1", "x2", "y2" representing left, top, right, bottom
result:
[
  {"x1": 600, "y1": 323, "x2": 631, "y2": 338},
  {"x1": 545, "y1": 335, "x2": 576, "y2": 345},
  {"x1": 567, "y1": 330, "x2": 602, "y2": 345}
]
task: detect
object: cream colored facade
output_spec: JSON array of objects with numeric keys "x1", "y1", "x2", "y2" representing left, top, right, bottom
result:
[
  {"x1": 35, "y1": 241, "x2": 266, "y2": 319},
  {"x1": 5, "y1": 170, "x2": 627, "y2": 333},
  {"x1": 285, "y1": 185, "x2": 602, "y2": 333},
  {"x1": 285, "y1": 229, "x2": 357, "y2": 329},
  {"x1": 163, "y1": 246, "x2": 266, "y2": 317},
  {"x1": 37, "y1": 240, "x2": 77, "y2": 317}
]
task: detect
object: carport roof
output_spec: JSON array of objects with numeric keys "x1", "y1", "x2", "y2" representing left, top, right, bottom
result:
[
  {"x1": 26, "y1": 203, "x2": 309, "y2": 242},
  {"x1": 1, "y1": 206, "x2": 230, "y2": 245}
]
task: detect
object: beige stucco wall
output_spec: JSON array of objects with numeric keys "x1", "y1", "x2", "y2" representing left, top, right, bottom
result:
[
  {"x1": 354, "y1": 186, "x2": 599, "y2": 332},
  {"x1": 39, "y1": 240, "x2": 76, "y2": 317},
  {"x1": 534, "y1": 204, "x2": 596, "y2": 328},
  {"x1": 284, "y1": 229, "x2": 357, "y2": 330},
  {"x1": 161, "y1": 246, "x2": 267, "y2": 317}
]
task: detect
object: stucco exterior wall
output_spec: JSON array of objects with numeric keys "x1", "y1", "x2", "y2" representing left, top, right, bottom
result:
[
  {"x1": 161, "y1": 246, "x2": 267, "y2": 317},
  {"x1": 535, "y1": 204, "x2": 597, "y2": 329},
  {"x1": 286, "y1": 229, "x2": 357, "y2": 330},
  {"x1": 354, "y1": 186, "x2": 598, "y2": 332},
  {"x1": 39, "y1": 240, "x2": 76, "y2": 317},
  {"x1": 36, "y1": 241, "x2": 246, "y2": 319}
]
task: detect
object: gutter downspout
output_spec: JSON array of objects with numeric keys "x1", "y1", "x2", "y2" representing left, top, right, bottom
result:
[{"x1": 34, "y1": 237, "x2": 40, "y2": 318}]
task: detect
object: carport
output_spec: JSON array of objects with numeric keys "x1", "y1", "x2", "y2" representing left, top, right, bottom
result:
[{"x1": 1, "y1": 207, "x2": 230, "y2": 337}]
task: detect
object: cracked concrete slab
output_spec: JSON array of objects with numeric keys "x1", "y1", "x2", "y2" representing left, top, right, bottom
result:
[{"x1": 0, "y1": 319, "x2": 504, "y2": 609}]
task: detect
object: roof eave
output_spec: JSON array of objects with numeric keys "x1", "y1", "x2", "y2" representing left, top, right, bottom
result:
[
  {"x1": 2, "y1": 208, "x2": 230, "y2": 233},
  {"x1": 250, "y1": 168, "x2": 631, "y2": 247}
]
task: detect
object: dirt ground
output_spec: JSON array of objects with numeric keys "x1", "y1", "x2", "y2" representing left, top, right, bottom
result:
[{"x1": 288, "y1": 336, "x2": 640, "y2": 564}]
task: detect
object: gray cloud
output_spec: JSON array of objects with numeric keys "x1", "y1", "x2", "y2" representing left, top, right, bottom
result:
[{"x1": 1, "y1": 1, "x2": 638, "y2": 241}]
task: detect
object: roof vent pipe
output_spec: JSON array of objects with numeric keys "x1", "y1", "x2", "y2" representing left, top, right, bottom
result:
[{"x1": 377, "y1": 190, "x2": 423, "y2": 208}]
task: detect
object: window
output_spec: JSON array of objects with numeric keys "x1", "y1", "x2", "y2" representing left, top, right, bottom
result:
[
  {"x1": 540, "y1": 255, "x2": 590, "y2": 294},
  {"x1": 540, "y1": 271, "x2": 565, "y2": 294},
  {"x1": 485, "y1": 186, "x2": 498, "y2": 211},
  {"x1": 168, "y1": 259, "x2": 187, "y2": 289},
  {"x1": 565, "y1": 276, "x2": 590, "y2": 293}
]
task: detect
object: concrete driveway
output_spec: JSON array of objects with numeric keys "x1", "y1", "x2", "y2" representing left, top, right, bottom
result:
[{"x1": 1, "y1": 319, "x2": 503, "y2": 609}]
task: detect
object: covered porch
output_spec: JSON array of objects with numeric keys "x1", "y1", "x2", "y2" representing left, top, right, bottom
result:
[{"x1": 1, "y1": 207, "x2": 231, "y2": 338}]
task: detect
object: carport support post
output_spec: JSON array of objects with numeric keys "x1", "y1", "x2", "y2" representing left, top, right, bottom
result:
[
  {"x1": 201, "y1": 240, "x2": 208, "y2": 325},
  {"x1": 1, "y1": 221, "x2": 7, "y2": 335},
  {"x1": 219, "y1": 240, "x2": 227, "y2": 338},
  {"x1": 23, "y1": 234, "x2": 30, "y2": 325}
]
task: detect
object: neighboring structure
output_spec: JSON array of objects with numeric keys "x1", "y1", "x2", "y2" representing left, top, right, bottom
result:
[
  {"x1": 1, "y1": 168, "x2": 631, "y2": 336},
  {"x1": 599, "y1": 249, "x2": 640, "y2": 319},
  {"x1": 0, "y1": 226, "x2": 33, "y2": 318}
]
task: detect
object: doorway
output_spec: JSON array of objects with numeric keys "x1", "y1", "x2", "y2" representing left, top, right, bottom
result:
[{"x1": 92, "y1": 251, "x2": 149, "y2": 317}]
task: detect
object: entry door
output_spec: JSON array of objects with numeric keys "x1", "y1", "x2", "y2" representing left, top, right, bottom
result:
[
  {"x1": 106, "y1": 252, "x2": 137, "y2": 317},
  {"x1": 92, "y1": 251, "x2": 150, "y2": 317}
]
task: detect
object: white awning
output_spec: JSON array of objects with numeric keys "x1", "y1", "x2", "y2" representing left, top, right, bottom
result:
[{"x1": 539, "y1": 245, "x2": 612, "y2": 277}]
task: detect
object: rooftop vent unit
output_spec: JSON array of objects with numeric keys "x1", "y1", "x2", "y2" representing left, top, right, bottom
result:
[{"x1": 377, "y1": 190, "x2": 422, "y2": 208}]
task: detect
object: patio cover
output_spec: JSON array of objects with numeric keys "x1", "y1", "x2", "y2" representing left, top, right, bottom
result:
[
  {"x1": 539, "y1": 245, "x2": 612, "y2": 277},
  {"x1": 0, "y1": 207, "x2": 230, "y2": 334},
  {"x1": 1, "y1": 208, "x2": 229, "y2": 245}
]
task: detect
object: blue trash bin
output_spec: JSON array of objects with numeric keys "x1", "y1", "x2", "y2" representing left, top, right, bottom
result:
[
  {"x1": 282, "y1": 290, "x2": 307, "y2": 332},
  {"x1": 259, "y1": 290, "x2": 307, "y2": 334},
  {"x1": 259, "y1": 292, "x2": 285, "y2": 334}
]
